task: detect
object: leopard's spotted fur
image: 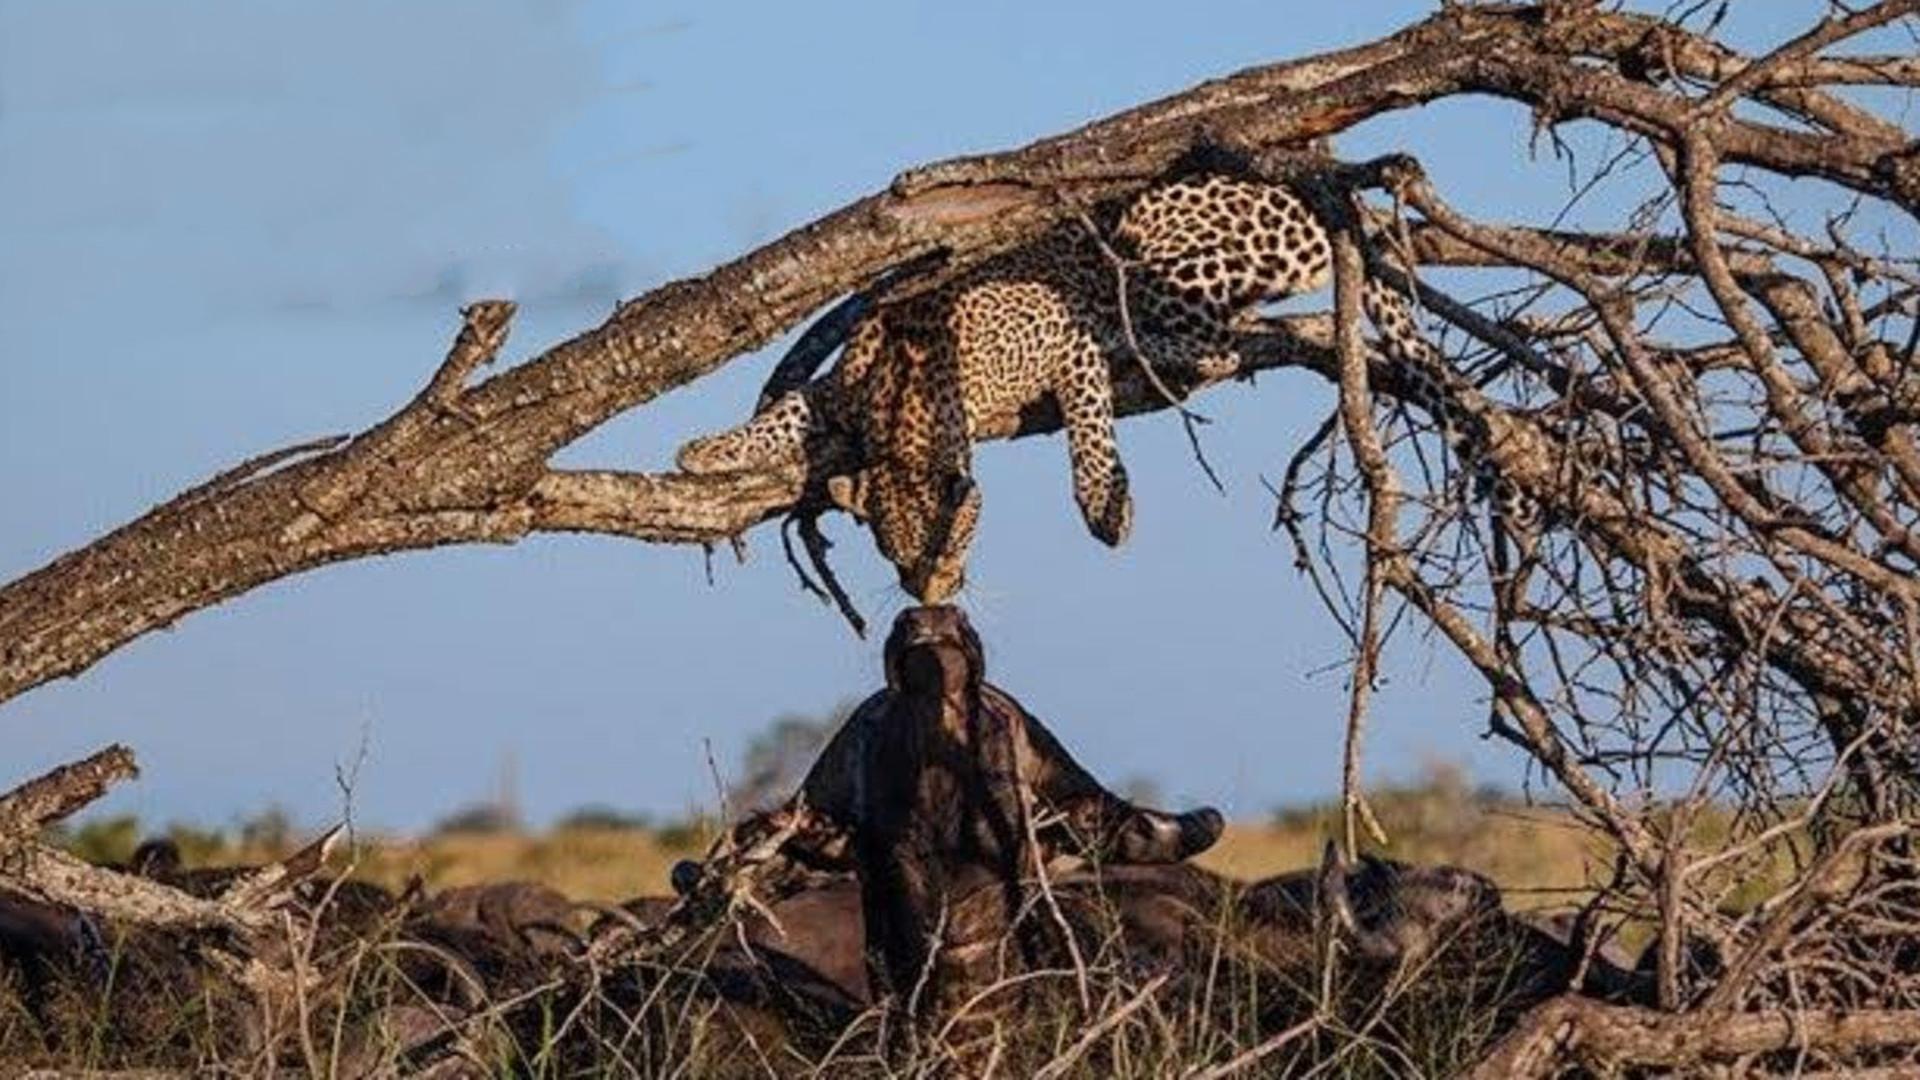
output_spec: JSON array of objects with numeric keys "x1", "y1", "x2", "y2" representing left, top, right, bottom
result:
[{"x1": 677, "y1": 174, "x2": 1464, "y2": 601}]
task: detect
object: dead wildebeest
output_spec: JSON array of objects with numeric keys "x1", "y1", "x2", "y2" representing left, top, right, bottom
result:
[
  {"x1": 121, "y1": 845, "x2": 592, "y2": 1068},
  {"x1": 655, "y1": 842, "x2": 1646, "y2": 1048},
  {"x1": 123, "y1": 835, "x2": 563, "y2": 1074},
  {"x1": 416, "y1": 881, "x2": 584, "y2": 961},
  {"x1": 759, "y1": 638, "x2": 1227, "y2": 877},
  {"x1": 682, "y1": 621, "x2": 1225, "y2": 899},
  {"x1": 1045, "y1": 845, "x2": 1506, "y2": 976},
  {"x1": 0, "y1": 890, "x2": 240, "y2": 1060},
  {"x1": 1066, "y1": 848, "x2": 1643, "y2": 1015},
  {"x1": 649, "y1": 603, "x2": 1227, "y2": 1061},
  {"x1": 631, "y1": 877, "x2": 873, "y2": 1023},
  {"x1": 397, "y1": 880, "x2": 587, "y2": 1010}
]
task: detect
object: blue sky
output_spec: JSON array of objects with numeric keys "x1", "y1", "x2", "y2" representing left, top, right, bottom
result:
[{"x1": 0, "y1": 1, "x2": 1874, "y2": 833}]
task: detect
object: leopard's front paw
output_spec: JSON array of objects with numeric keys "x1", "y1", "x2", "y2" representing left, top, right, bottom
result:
[
  {"x1": 1085, "y1": 468, "x2": 1133, "y2": 547},
  {"x1": 676, "y1": 432, "x2": 751, "y2": 474}
]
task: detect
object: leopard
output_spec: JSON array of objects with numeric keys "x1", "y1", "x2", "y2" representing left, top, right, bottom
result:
[{"x1": 675, "y1": 170, "x2": 1485, "y2": 602}]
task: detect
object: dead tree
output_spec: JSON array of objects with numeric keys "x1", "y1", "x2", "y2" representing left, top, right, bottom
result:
[{"x1": 5, "y1": 2, "x2": 1920, "y2": 1073}]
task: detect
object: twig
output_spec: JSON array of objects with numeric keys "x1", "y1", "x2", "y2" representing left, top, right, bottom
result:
[
  {"x1": 420, "y1": 300, "x2": 516, "y2": 411},
  {"x1": 1020, "y1": 798, "x2": 1090, "y2": 1013},
  {"x1": 1031, "y1": 973, "x2": 1168, "y2": 1080},
  {"x1": 1184, "y1": 1016, "x2": 1320, "y2": 1080},
  {"x1": 1326, "y1": 193, "x2": 1398, "y2": 859},
  {"x1": 1702, "y1": 822, "x2": 1913, "y2": 1014}
]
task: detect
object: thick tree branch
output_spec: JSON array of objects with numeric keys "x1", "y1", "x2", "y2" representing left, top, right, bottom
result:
[
  {"x1": 0, "y1": 747, "x2": 333, "y2": 936},
  {"x1": 1469, "y1": 996, "x2": 1920, "y2": 1078}
]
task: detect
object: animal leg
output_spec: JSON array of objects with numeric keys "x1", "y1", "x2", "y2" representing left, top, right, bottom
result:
[
  {"x1": 861, "y1": 850, "x2": 941, "y2": 1012},
  {"x1": 931, "y1": 874, "x2": 1017, "y2": 1056},
  {"x1": 1022, "y1": 716, "x2": 1224, "y2": 864},
  {"x1": 1055, "y1": 335, "x2": 1132, "y2": 546},
  {"x1": 675, "y1": 387, "x2": 818, "y2": 473},
  {"x1": 1359, "y1": 274, "x2": 1442, "y2": 370}
]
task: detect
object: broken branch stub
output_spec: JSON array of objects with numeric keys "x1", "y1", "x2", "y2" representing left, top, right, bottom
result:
[{"x1": 0, "y1": 743, "x2": 138, "y2": 852}]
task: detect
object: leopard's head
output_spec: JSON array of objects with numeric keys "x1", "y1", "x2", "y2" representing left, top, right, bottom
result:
[{"x1": 865, "y1": 470, "x2": 980, "y2": 603}]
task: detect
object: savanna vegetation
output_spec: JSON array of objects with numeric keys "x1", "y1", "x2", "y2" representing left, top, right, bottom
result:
[
  {"x1": 4, "y1": 1, "x2": 1920, "y2": 1074},
  {"x1": 6, "y1": 765, "x2": 1611, "y2": 1077}
]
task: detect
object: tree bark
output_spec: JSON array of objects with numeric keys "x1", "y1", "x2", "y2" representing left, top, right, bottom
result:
[{"x1": 1469, "y1": 995, "x2": 1920, "y2": 1078}]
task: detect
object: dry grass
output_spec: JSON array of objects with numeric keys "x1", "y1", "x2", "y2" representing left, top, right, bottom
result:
[
  {"x1": 7, "y1": 776, "x2": 1644, "y2": 1075},
  {"x1": 350, "y1": 826, "x2": 709, "y2": 903}
]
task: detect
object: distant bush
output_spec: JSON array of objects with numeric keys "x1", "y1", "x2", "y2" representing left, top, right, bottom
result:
[
  {"x1": 165, "y1": 822, "x2": 228, "y2": 866},
  {"x1": 432, "y1": 802, "x2": 520, "y2": 836},
  {"x1": 726, "y1": 702, "x2": 857, "y2": 816},
  {"x1": 237, "y1": 806, "x2": 295, "y2": 853},
  {"x1": 555, "y1": 805, "x2": 652, "y2": 832},
  {"x1": 1270, "y1": 761, "x2": 1506, "y2": 850},
  {"x1": 55, "y1": 814, "x2": 142, "y2": 866},
  {"x1": 652, "y1": 815, "x2": 716, "y2": 852}
]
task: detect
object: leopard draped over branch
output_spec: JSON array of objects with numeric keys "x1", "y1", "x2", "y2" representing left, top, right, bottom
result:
[{"x1": 676, "y1": 164, "x2": 1475, "y2": 601}]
